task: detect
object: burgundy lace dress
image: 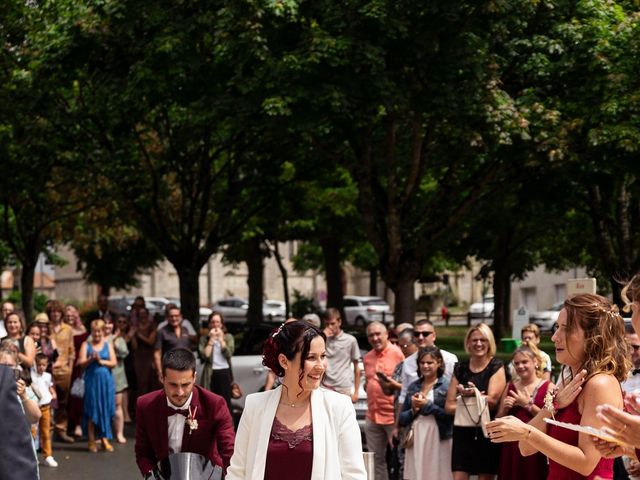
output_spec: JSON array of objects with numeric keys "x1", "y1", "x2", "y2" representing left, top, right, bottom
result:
[{"x1": 264, "y1": 417, "x2": 313, "y2": 480}]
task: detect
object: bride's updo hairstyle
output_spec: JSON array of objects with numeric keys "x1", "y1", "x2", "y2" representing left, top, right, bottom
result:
[{"x1": 262, "y1": 320, "x2": 325, "y2": 384}]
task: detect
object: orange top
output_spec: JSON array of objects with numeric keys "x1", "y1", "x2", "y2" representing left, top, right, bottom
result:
[{"x1": 364, "y1": 343, "x2": 404, "y2": 424}]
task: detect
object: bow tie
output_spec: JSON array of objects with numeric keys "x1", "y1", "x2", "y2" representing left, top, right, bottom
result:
[
  {"x1": 633, "y1": 369, "x2": 640, "y2": 376},
  {"x1": 167, "y1": 406, "x2": 189, "y2": 417}
]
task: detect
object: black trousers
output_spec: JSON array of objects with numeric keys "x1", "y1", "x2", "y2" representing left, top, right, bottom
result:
[{"x1": 210, "y1": 368, "x2": 232, "y2": 411}]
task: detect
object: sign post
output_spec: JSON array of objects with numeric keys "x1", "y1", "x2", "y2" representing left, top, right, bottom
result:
[{"x1": 566, "y1": 278, "x2": 597, "y2": 297}]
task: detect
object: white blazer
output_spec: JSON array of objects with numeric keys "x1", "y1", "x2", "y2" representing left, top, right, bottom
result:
[{"x1": 226, "y1": 386, "x2": 366, "y2": 480}]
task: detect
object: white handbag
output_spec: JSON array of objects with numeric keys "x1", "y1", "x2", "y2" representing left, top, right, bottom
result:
[{"x1": 454, "y1": 386, "x2": 490, "y2": 438}]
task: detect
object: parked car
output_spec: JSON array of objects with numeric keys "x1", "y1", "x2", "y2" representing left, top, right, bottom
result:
[
  {"x1": 211, "y1": 297, "x2": 286, "y2": 324},
  {"x1": 263, "y1": 300, "x2": 287, "y2": 321},
  {"x1": 343, "y1": 295, "x2": 394, "y2": 326},
  {"x1": 107, "y1": 295, "x2": 167, "y2": 319},
  {"x1": 469, "y1": 294, "x2": 494, "y2": 320},
  {"x1": 530, "y1": 301, "x2": 564, "y2": 332}
]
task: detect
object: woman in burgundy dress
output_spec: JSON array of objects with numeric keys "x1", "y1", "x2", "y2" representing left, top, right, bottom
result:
[
  {"x1": 487, "y1": 294, "x2": 630, "y2": 479},
  {"x1": 496, "y1": 343, "x2": 551, "y2": 479},
  {"x1": 226, "y1": 321, "x2": 366, "y2": 480},
  {"x1": 65, "y1": 304, "x2": 89, "y2": 437}
]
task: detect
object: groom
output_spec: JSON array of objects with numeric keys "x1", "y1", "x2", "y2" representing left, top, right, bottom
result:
[{"x1": 135, "y1": 348, "x2": 235, "y2": 479}]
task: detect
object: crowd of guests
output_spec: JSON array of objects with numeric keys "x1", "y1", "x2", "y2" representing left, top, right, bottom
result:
[
  {"x1": 7, "y1": 280, "x2": 640, "y2": 480},
  {"x1": 0, "y1": 294, "x2": 207, "y2": 469}
]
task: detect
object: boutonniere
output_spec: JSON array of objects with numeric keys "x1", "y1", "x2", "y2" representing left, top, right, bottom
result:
[{"x1": 187, "y1": 405, "x2": 198, "y2": 434}]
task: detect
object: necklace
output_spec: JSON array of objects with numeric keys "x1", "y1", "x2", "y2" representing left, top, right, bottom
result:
[{"x1": 279, "y1": 400, "x2": 309, "y2": 408}]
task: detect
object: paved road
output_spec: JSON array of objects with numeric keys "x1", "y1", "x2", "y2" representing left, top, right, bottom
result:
[{"x1": 40, "y1": 425, "x2": 138, "y2": 479}]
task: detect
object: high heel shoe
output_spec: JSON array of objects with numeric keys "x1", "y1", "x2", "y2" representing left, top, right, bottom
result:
[
  {"x1": 88, "y1": 440, "x2": 98, "y2": 453},
  {"x1": 101, "y1": 438, "x2": 114, "y2": 452}
]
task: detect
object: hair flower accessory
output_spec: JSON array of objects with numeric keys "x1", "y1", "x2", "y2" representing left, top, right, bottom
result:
[
  {"x1": 187, "y1": 405, "x2": 198, "y2": 434},
  {"x1": 271, "y1": 323, "x2": 285, "y2": 338}
]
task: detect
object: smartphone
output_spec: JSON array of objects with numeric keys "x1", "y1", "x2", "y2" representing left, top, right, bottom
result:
[
  {"x1": 376, "y1": 371, "x2": 390, "y2": 382},
  {"x1": 13, "y1": 367, "x2": 21, "y2": 381}
]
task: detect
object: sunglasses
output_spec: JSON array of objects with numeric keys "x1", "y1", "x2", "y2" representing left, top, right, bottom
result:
[
  {"x1": 630, "y1": 344, "x2": 640, "y2": 351},
  {"x1": 413, "y1": 331, "x2": 434, "y2": 338}
]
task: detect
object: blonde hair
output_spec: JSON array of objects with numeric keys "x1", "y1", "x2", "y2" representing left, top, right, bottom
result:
[
  {"x1": 621, "y1": 274, "x2": 640, "y2": 313},
  {"x1": 90, "y1": 319, "x2": 105, "y2": 332},
  {"x1": 512, "y1": 341, "x2": 545, "y2": 378},
  {"x1": 521, "y1": 323, "x2": 540, "y2": 339},
  {"x1": 464, "y1": 323, "x2": 496, "y2": 357},
  {"x1": 564, "y1": 293, "x2": 630, "y2": 382}
]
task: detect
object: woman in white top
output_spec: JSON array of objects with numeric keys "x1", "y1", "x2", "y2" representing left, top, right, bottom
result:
[
  {"x1": 226, "y1": 320, "x2": 366, "y2": 480},
  {"x1": 198, "y1": 311, "x2": 235, "y2": 410}
]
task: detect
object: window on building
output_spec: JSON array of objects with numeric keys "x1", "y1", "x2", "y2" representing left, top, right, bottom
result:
[{"x1": 520, "y1": 287, "x2": 537, "y2": 312}]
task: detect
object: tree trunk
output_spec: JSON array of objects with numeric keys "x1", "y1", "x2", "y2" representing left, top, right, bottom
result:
[
  {"x1": 390, "y1": 277, "x2": 416, "y2": 325},
  {"x1": 20, "y1": 258, "x2": 37, "y2": 324},
  {"x1": 492, "y1": 261, "x2": 511, "y2": 341},
  {"x1": 175, "y1": 265, "x2": 201, "y2": 331},
  {"x1": 99, "y1": 284, "x2": 111, "y2": 297},
  {"x1": 271, "y1": 242, "x2": 290, "y2": 318},
  {"x1": 245, "y1": 238, "x2": 264, "y2": 326},
  {"x1": 369, "y1": 268, "x2": 378, "y2": 296},
  {"x1": 321, "y1": 237, "x2": 344, "y2": 317}
]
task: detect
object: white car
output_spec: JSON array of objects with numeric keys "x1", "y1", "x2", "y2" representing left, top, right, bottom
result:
[
  {"x1": 263, "y1": 300, "x2": 286, "y2": 321},
  {"x1": 469, "y1": 295, "x2": 494, "y2": 320},
  {"x1": 343, "y1": 295, "x2": 393, "y2": 326},
  {"x1": 530, "y1": 302, "x2": 564, "y2": 332},
  {"x1": 211, "y1": 297, "x2": 286, "y2": 323}
]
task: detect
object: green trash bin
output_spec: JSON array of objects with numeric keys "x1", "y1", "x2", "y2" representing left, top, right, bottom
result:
[{"x1": 500, "y1": 338, "x2": 521, "y2": 353}]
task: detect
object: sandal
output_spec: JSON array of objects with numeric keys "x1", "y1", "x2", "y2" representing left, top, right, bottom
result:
[
  {"x1": 88, "y1": 440, "x2": 98, "y2": 453},
  {"x1": 101, "y1": 438, "x2": 114, "y2": 452}
]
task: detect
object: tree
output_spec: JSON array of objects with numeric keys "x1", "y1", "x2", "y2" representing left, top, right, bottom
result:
[
  {"x1": 0, "y1": 0, "x2": 87, "y2": 320},
  {"x1": 254, "y1": 1, "x2": 538, "y2": 323},
  {"x1": 47, "y1": 0, "x2": 296, "y2": 325},
  {"x1": 71, "y1": 206, "x2": 162, "y2": 295}
]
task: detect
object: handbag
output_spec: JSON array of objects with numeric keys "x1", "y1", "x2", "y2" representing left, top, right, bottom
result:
[
  {"x1": 454, "y1": 386, "x2": 490, "y2": 437},
  {"x1": 401, "y1": 421, "x2": 416, "y2": 449},
  {"x1": 230, "y1": 382, "x2": 243, "y2": 399},
  {"x1": 70, "y1": 375, "x2": 85, "y2": 399}
]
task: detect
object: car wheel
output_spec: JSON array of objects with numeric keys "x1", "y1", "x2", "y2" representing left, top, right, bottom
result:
[{"x1": 355, "y1": 316, "x2": 366, "y2": 327}]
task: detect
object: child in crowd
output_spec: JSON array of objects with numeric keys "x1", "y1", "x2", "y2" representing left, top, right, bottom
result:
[{"x1": 31, "y1": 353, "x2": 58, "y2": 467}]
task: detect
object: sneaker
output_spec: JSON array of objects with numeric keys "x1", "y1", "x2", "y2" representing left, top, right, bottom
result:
[{"x1": 44, "y1": 456, "x2": 58, "y2": 467}]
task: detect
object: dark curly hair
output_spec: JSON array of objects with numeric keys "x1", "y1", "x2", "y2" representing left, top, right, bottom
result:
[
  {"x1": 262, "y1": 321, "x2": 325, "y2": 391},
  {"x1": 416, "y1": 346, "x2": 444, "y2": 379}
]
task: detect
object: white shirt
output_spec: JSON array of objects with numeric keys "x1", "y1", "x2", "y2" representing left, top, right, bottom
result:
[
  {"x1": 211, "y1": 341, "x2": 229, "y2": 370},
  {"x1": 166, "y1": 392, "x2": 193, "y2": 454},
  {"x1": 398, "y1": 348, "x2": 458, "y2": 404},
  {"x1": 622, "y1": 370, "x2": 640, "y2": 394},
  {"x1": 0, "y1": 320, "x2": 6, "y2": 338},
  {"x1": 31, "y1": 371, "x2": 53, "y2": 406}
]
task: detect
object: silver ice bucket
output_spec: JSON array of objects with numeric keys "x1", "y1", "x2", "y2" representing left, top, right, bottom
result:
[{"x1": 154, "y1": 452, "x2": 222, "y2": 480}]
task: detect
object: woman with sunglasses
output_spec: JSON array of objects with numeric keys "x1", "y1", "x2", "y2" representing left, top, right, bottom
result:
[{"x1": 445, "y1": 323, "x2": 506, "y2": 480}]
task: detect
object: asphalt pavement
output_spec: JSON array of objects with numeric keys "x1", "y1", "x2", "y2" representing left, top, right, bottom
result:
[{"x1": 39, "y1": 425, "x2": 138, "y2": 479}]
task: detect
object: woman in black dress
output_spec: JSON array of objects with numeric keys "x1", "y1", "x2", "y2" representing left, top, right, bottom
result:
[{"x1": 445, "y1": 323, "x2": 506, "y2": 480}]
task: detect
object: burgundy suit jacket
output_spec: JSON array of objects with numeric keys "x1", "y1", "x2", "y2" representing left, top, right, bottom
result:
[{"x1": 135, "y1": 385, "x2": 235, "y2": 476}]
